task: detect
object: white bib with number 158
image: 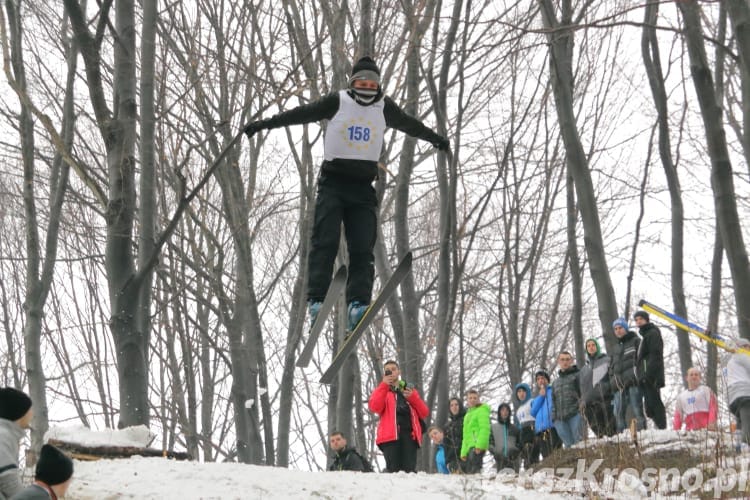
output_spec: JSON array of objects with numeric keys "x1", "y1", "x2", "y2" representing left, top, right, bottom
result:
[{"x1": 324, "y1": 90, "x2": 386, "y2": 162}]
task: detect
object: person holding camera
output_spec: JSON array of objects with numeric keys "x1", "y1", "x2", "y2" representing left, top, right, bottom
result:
[{"x1": 368, "y1": 360, "x2": 429, "y2": 472}]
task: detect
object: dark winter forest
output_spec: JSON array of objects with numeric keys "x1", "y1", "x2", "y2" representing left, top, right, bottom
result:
[{"x1": 0, "y1": 0, "x2": 749, "y2": 473}]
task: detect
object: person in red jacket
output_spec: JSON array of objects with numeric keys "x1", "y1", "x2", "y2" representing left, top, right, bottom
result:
[
  {"x1": 368, "y1": 360, "x2": 429, "y2": 472},
  {"x1": 673, "y1": 367, "x2": 718, "y2": 431}
]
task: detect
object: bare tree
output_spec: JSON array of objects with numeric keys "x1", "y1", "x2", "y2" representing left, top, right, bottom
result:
[
  {"x1": 538, "y1": 0, "x2": 619, "y2": 350},
  {"x1": 0, "y1": 0, "x2": 76, "y2": 453},
  {"x1": 641, "y1": 0, "x2": 692, "y2": 382},
  {"x1": 677, "y1": 0, "x2": 750, "y2": 340},
  {"x1": 725, "y1": 0, "x2": 750, "y2": 171}
]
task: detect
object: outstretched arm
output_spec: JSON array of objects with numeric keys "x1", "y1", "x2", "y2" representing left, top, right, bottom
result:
[
  {"x1": 244, "y1": 93, "x2": 340, "y2": 137},
  {"x1": 383, "y1": 97, "x2": 449, "y2": 151}
]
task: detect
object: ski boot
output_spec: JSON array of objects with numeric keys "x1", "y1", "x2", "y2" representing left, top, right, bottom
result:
[
  {"x1": 308, "y1": 300, "x2": 322, "y2": 329},
  {"x1": 347, "y1": 301, "x2": 368, "y2": 332}
]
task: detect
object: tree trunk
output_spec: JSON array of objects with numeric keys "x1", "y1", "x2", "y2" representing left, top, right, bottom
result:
[
  {"x1": 137, "y1": 0, "x2": 157, "y2": 399},
  {"x1": 706, "y1": 225, "x2": 722, "y2": 394},
  {"x1": 426, "y1": 0, "x2": 463, "y2": 448},
  {"x1": 725, "y1": 0, "x2": 750, "y2": 173},
  {"x1": 566, "y1": 174, "x2": 584, "y2": 364},
  {"x1": 538, "y1": 0, "x2": 619, "y2": 350},
  {"x1": 641, "y1": 0, "x2": 692, "y2": 384},
  {"x1": 4, "y1": 0, "x2": 75, "y2": 454},
  {"x1": 678, "y1": 0, "x2": 750, "y2": 340}
]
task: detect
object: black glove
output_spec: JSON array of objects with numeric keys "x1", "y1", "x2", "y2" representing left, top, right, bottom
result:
[
  {"x1": 243, "y1": 121, "x2": 263, "y2": 138},
  {"x1": 432, "y1": 136, "x2": 450, "y2": 152}
]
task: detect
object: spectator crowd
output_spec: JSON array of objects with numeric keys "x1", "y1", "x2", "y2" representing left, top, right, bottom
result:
[
  {"x1": 2, "y1": 308, "x2": 750, "y2": 487},
  {"x1": 327, "y1": 309, "x2": 750, "y2": 474}
]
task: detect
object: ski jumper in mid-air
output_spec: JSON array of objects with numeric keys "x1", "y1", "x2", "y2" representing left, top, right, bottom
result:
[{"x1": 243, "y1": 56, "x2": 449, "y2": 331}]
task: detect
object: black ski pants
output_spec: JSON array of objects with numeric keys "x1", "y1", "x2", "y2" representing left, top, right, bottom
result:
[
  {"x1": 641, "y1": 382, "x2": 667, "y2": 430},
  {"x1": 379, "y1": 434, "x2": 418, "y2": 473},
  {"x1": 307, "y1": 174, "x2": 377, "y2": 304}
]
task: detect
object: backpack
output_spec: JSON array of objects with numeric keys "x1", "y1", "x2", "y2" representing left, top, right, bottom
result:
[{"x1": 353, "y1": 450, "x2": 374, "y2": 472}]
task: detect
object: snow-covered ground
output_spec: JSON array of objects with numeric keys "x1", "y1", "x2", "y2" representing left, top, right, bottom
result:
[
  {"x1": 67, "y1": 458, "x2": 555, "y2": 499},
  {"x1": 39, "y1": 426, "x2": 560, "y2": 499},
  {"x1": 25, "y1": 426, "x2": 750, "y2": 499}
]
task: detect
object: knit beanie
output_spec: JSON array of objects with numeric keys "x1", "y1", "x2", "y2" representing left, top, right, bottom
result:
[
  {"x1": 633, "y1": 310, "x2": 650, "y2": 322},
  {"x1": 348, "y1": 56, "x2": 382, "y2": 105},
  {"x1": 351, "y1": 56, "x2": 381, "y2": 81},
  {"x1": 612, "y1": 317, "x2": 629, "y2": 331},
  {"x1": 0, "y1": 387, "x2": 32, "y2": 421},
  {"x1": 35, "y1": 444, "x2": 74, "y2": 486}
]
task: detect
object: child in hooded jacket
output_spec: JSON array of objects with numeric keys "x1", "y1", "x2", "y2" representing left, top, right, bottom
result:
[
  {"x1": 489, "y1": 403, "x2": 520, "y2": 472},
  {"x1": 513, "y1": 383, "x2": 535, "y2": 466}
]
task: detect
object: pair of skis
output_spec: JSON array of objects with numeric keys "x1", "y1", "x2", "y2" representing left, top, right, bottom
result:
[
  {"x1": 638, "y1": 300, "x2": 750, "y2": 356},
  {"x1": 297, "y1": 252, "x2": 413, "y2": 384}
]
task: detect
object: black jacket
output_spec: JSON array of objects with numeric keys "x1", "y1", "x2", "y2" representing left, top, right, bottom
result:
[
  {"x1": 551, "y1": 365, "x2": 581, "y2": 420},
  {"x1": 328, "y1": 446, "x2": 368, "y2": 472},
  {"x1": 609, "y1": 330, "x2": 640, "y2": 390},
  {"x1": 443, "y1": 408, "x2": 465, "y2": 467},
  {"x1": 637, "y1": 322, "x2": 665, "y2": 388},
  {"x1": 257, "y1": 92, "x2": 444, "y2": 181}
]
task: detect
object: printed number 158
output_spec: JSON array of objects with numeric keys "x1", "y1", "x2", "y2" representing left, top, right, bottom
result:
[{"x1": 348, "y1": 126, "x2": 371, "y2": 142}]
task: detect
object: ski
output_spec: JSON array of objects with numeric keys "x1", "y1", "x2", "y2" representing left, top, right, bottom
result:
[
  {"x1": 320, "y1": 252, "x2": 413, "y2": 384},
  {"x1": 297, "y1": 265, "x2": 348, "y2": 368},
  {"x1": 638, "y1": 300, "x2": 750, "y2": 356}
]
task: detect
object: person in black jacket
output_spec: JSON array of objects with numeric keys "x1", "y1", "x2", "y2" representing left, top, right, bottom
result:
[
  {"x1": 551, "y1": 351, "x2": 582, "y2": 447},
  {"x1": 242, "y1": 56, "x2": 449, "y2": 332},
  {"x1": 443, "y1": 397, "x2": 466, "y2": 473},
  {"x1": 634, "y1": 310, "x2": 667, "y2": 429},
  {"x1": 327, "y1": 431, "x2": 371, "y2": 472},
  {"x1": 609, "y1": 318, "x2": 646, "y2": 432}
]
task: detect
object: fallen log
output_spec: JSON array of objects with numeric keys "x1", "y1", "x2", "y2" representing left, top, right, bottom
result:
[{"x1": 47, "y1": 439, "x2": 192, "y2": 461}]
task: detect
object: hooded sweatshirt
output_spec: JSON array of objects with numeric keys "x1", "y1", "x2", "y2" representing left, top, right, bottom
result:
[
  {"x1": 579, "y1": 338, "x2": 612, "y2": 404},
  {"x1": 489, "y1": 403, "x2": 519, "y2": 458},
  {"x1": 514, "y1": 383, "x2": 535, "y2": 429}
]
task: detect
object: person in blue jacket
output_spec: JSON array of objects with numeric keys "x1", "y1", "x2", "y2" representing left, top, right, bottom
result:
[
  {"x1": 530, "y1": 370, "x2": 562, "y2": 461},
  {"x1": 428, "y1": 426, "x2": 450, "y2": 474}
]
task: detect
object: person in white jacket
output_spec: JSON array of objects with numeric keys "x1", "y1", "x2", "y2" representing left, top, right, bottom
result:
[
  {"x1": 673, "y1": 368, "x2": 717, "y2": 431},
  {"x1": 727, "y1": 339, "x2": 750, "y2": 446}
]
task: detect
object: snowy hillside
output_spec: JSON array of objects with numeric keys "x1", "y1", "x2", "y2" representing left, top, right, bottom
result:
[
  {"x1": 66, "y1": 458, "x2": 551, "y2": 500},
  {"x1": 25, "y1": 426, "x2": 750, "y2": 499}
]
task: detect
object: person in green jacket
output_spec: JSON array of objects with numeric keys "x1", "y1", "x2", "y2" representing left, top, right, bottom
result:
[{"x1": 460, "y1": 389, "x2": 491, "y2": 474}]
